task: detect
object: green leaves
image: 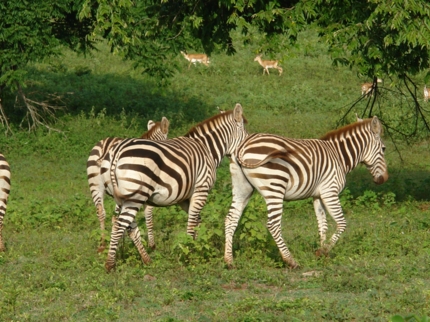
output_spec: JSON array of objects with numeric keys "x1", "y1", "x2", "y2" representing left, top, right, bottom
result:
[{"x1": 310, "y1": 0, "x2": 430, "y2": 79}]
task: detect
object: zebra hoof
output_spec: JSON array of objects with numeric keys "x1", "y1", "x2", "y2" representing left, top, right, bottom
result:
[
  {"x1": 142, "y1": 258, "x2": 152, "y2": 265},
  {"x1": 105, "y1": 262, "x2": 116, "y2": 273},
  {"x1": 315, "y1": 248, "x2": 329, "y2": 257},
  {"x1": 224, "y1": 261, "x2": 235, "y2": 270},
  {"x1": 227, "y1": 264, "x2": 236, "y2": 270},
  {"x1": 289, "y1": 262, "x2": 300, "y2": 269}
]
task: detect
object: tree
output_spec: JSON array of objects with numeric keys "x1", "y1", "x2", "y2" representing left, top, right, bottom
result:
[
  {"x1": 79, "y1": 0, "x2": 310, "y2": 79},
  {"x1": 0, "y1": 0, "x2": 95, "y2": 132},
  {"x1": 308, "y1": 0, "x2": 430, "y2": 142},
  {"x1": 80, "y1": 0, "x2": 430, "y2": 141},
  {"x1": 2, "y1": 0, "x2": 430, "y2": 140}
]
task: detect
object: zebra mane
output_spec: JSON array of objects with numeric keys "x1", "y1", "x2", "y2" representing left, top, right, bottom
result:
[
  {"x1": 319, "y1": 118, "x2": 373, "y2": 140},
  {"x1": 184, "y1": 110, "x2": 248, "y2": 137}
]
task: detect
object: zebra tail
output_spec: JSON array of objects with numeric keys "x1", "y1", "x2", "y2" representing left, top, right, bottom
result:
[
  {"x1": 109, "y1": 145, "x2": 137, "y2": 202},
  {"x1": 237, "y1": 143, "x2": 290, "y2": 169}
]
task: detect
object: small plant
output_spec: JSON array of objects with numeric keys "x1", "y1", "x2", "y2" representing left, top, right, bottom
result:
[
  {"x1": 392, "y1": 315, "x2": 430, "y2": 322},
  {"x1": 355, "y1": 190, "x2": 380, "y2": 209}
]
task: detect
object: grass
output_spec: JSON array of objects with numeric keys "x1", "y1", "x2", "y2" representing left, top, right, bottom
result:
[{"x1": 0, "y1": 29, "x2": 429, "y2": 321}]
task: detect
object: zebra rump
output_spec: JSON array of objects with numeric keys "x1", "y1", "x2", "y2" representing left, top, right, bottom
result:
[{"x1": 86, "y1": 117, "x2": 169, "y2": 253}]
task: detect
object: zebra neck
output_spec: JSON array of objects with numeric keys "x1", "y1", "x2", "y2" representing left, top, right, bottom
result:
[
  {"x1": 331, "y1": 137, "x2": 364, "y2": 174},
  {"x1": 187, "y1": 131, "x2": 224, "y2": 167}
]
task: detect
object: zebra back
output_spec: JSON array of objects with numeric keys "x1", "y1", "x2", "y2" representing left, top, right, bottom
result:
[
  {"x1": 90, "y1": 117, "x2": 170, "y2": 167},
  {"x1": 237, "y1": 116, "x2": 387, "y2": 184},
  {"x1": 109, "y1": 104, "x2": 247, "y2": 201},
  {"x1": 0, "y1": 154, "x2": 10, "y2": 252}
]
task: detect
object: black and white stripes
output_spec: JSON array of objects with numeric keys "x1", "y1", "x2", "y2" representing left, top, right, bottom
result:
[
  {"x1": 104, "y1": 103, "x2": 247, "y2": 271},
  {"x1": 0, "y1": 154, "x2": 10, "y2": 252},
  {"x1": 86, "y1": 117, "x2": 169, "y2": 252},
  {"x1": 224, "y1": 116, "x2": 388, "y2": 268}
]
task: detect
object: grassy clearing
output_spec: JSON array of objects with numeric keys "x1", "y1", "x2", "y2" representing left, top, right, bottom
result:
[{"x1": 0, "y1": 30, "x2": 429, "y2": 321}]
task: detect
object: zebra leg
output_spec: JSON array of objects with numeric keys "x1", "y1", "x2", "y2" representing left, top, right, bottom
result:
[
  {"x1": 127, "y1": 221, "x2": 152, "y2": 265},
  {"x1": 105, "y1": 208, "x2": 150, "y2": 272},
  {"x1": 224, "y1": 159, "x2": 254, "y2": 268},
  {"x1": 186, "y1": 191, "x2": 209, "y2": 239},
  {"x1": 96, "y1": 202, "x2": 107, "y2": 253},
  {"x1": 317, "y1": 196, "x2": 347, "y2": 256},
  {"x1": 0, "y1": 211, "x2": 4, "y2": 252},
  {"x1": 144, "y1": 205, "x2": 156, "y2": 249},
  {"x1": 313, "y1": 198, "x2": 328, "y2": 249},
  {"x1": 114, "y1": 204, "x2": 121, "y2": 214},
  {"x1": 265, "y1": 200, "x2": 299, "y2": 269}
]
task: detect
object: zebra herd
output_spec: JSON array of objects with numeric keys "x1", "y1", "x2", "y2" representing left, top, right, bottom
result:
[{"x1": 0, "y1": 103, "x2": 389, "y2": 272}]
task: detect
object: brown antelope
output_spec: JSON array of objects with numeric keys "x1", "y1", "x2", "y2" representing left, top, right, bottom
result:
[
  {"x1": 180, "y1": 51, "x2": 210, "y2": 69},
  {"x1": 361, "y1": 78, "x2": 383, "y2": 96},
  {"x1": 424, "y1": 85, "x2": 429, "y2": 102},
  {"x1": 254, "y1": 54, "x2": 283, "y2": 76}
]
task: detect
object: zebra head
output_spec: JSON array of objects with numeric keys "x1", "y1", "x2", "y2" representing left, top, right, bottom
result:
[
  {"x1": 224, "y1": 103, "x2": 248, "y2": 157},
  {"x1": 362, "y1": 116, "x2": 389, "y2": 185},
  {"x1": 141, "y1": 116, "x2": 169, "y2": 140},
  {"x1": 185, "y1": 103, "x2": 248, "y2": 166}
]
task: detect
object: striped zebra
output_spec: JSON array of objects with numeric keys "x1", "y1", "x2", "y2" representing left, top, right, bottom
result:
[
  {"x1": 0, "y1": 154, "x2": 10, "y2": 252},
  {"x1": 86, "y1": 117, "x2": 169, "y2": 252},
  {"x1": 224, "y1": 116, "x2": 388, "y2": 268},
  {"x1": 104, "y1": 103, "x2": 248, "y2": 271}
]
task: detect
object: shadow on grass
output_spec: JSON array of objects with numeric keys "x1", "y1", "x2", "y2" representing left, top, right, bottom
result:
[
  {"x1": 2, "y1": 66, "x2": 216, "y2": 132},
  {"x1": 346, "y1": 167, "x2": 430, "y2": 202}
]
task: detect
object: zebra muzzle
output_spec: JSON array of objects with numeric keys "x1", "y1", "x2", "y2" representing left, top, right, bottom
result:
[{"x1": 374, "y1": 172, "x2": 388, "y2": 185}]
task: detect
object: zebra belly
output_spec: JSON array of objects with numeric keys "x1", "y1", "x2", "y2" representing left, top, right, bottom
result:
[{"x1": 242, "y1": 161, "x2": 319, "y2": 202}]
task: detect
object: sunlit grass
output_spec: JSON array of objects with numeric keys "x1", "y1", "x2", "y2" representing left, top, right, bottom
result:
[{"x1": 0, "y1": 28, "x2": 429, "y2": 321}]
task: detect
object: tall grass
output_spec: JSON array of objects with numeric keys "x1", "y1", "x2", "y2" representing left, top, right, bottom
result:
[{"x1": 0, "y1": 29, "x2": 429, "y2": 321}]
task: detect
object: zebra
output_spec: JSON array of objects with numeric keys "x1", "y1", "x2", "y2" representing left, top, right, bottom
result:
[
  {"x1": 104, "y1": 103, "x2": 248, "y2": 272},
  {"x1": 86, "y1": 117, "x2": 169, "y2": 253},
  {"x1": 0, "y1": 154, "x2": 10, "y2": 252},
  {"x1": 224, "y1": 116, "x2": 388, "y2": 269}
]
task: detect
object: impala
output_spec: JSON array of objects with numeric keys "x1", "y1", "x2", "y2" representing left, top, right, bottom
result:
[
  {"x1": 361, "y1": 78, "x2": 383, "y2": 96},
  {"x1": 180, "y1": 51, "x2": 210, "y2": 69},
  {"x1": 424, "y1": 85, "x2": 429, "y2": 102},
  {"x1": 254, "y1": 54, "x2": 283, "y2": 76}
]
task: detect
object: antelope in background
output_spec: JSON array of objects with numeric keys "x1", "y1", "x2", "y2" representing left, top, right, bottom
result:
[
  {"x1": 361, "y1": 78, "x2": 383, "y2": 96},
  {"x1": 424, "y1": 85, "x2": 429, "y2": 102},
  {"x1": 180, "y1": 51, "x2": 210, "y2": 69},
  {"x1": 254, "y1": 54, "x2": 283, "y2": 76}
]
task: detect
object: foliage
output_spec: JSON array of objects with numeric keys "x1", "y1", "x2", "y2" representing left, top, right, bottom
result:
[
  {"x1": 79, "y1": 0, "x2": 310, "y2": 80},
  {"x1": 307, "y1": 0, "x2": 430, "y2": 139},
  {"x1": 310, "y1": 0, "x2": 430, "y2": 79},
  {"x1": 392, "y1": 315, "x2": 430, "y2": 322},
  {"x1": 0, "y1": 24, "x2": 429, "y2": 321},
  {"x1": 0, "y1": 0, "x2": 95, "y2": 131}
]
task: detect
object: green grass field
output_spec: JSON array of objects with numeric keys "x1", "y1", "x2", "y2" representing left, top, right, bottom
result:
[{"x1": 0, "y1": 30, "x2": 429, "y2": 321}]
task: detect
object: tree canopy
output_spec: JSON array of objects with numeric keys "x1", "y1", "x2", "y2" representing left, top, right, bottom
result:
[
  {"x1": 0, "y1": 0, "x2": 95, "y2": 131},
  {"x1": 1, "y1": 0, "x2": 430, "y2": 137}
]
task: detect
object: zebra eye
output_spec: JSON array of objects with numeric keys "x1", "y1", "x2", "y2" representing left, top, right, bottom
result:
[{"x1": 382, "y1": 146, "x2": 386, "y2": 153}]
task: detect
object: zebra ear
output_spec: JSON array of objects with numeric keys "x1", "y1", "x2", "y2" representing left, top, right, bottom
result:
[
  {"x1": 371, "y1": 116, "x2": 381, "y2": 135},
  {"x1": 233, "y1": 103, "x2": 243, "y2": 122},
  {"x1": 161, "y1": 117, "x2": 170, "y2": 134},
  {"x1": 355, "y1": 113, "x2": 363, "y2": 122},
  {"x1": 147, "y1": 120, "x2": 155, "y2": 130}
]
